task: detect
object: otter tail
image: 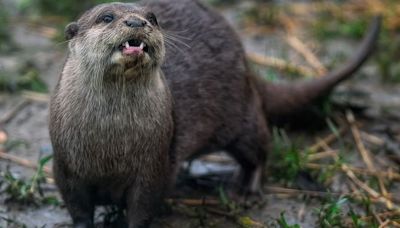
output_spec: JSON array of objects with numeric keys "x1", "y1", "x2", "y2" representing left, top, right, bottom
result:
[{"x1": 254, "y1": 16, "x2": 381, "y2": 122}]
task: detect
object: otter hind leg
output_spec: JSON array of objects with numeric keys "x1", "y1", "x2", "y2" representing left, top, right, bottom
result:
[{"x1": 227, "y1": 111, "x2": 269, "y2": 194}]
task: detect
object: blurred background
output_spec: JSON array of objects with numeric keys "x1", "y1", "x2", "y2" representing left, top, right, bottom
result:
[{"x1": 0, "y1": 0, "x2": 400, "y2": 227}]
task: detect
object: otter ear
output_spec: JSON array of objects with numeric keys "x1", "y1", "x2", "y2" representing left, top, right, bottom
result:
[{"x1": 65, "y1": 22, "x2": 79, "y2": 40}]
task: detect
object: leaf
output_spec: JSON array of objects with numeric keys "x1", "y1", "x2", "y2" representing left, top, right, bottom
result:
[
  {"x1": 218, "y1": 186, "x2": 229, "y2": 206},
  {"x1": 39, "y1": 155, "x2": 52, "y2": 168},
  {"x1": 277, "y1": 211, "x2": 301, "y2": 228}
]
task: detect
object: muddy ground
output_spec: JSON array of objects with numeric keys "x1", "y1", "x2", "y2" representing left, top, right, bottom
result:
[{"x1": 0, "y1": 1, "x2": 399, "y2": 227}]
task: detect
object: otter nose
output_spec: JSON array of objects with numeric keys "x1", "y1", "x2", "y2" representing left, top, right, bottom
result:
[{"x1": 124, "y1": 18, "x2": 146, "y2": 28}]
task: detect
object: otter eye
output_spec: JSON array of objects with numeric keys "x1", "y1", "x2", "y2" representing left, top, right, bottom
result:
[
  {"x1": 145, "y1": 12, "x2": 158, "y2": 26},
  {"x1": 101, "y1": 14, "x2": 114, "y2": 23}
]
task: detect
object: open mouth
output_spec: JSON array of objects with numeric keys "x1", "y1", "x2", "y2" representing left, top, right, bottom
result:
[{"x1": 118, "y1": 38, "x2": 149, "y2": 55}]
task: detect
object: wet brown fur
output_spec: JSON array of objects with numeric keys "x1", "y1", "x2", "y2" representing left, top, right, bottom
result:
[
  {"x1": 50, "y1": 3, "x2": 173, "y2": 227},
  {"x1": 49, "y1": 0, "x2": 380, "y2": 227}
]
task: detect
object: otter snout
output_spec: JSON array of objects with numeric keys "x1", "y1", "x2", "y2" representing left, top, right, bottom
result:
[
  {"x1": 66, "y1": 3, "x2": 165, "y2": 71},
  {"x1": 124, "y1": 18, "x2": 147, "y2": 28}
]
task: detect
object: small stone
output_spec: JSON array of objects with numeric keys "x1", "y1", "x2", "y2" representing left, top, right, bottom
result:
[{"x1": 0, "y1": 130, "x2": 8, "y2": 144}]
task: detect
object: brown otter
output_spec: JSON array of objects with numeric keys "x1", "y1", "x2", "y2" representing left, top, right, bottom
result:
[
  {"x1": 49, "y1": 3, "x2": 173, "y2": 227},
  {"x1": 49, "y1": 0, "x2": 380, "y2": 227}
]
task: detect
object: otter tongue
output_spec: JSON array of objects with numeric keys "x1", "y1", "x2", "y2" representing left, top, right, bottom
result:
[{"x1": 122, "y1": 41, "x2": 144, "y2": 55}]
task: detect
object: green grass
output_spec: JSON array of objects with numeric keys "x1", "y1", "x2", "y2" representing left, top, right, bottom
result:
[
  {"x1": 314, "y1": 196, "x2": 385, "y2": 228},
  {"x1": 270, "y1": 128, "x2": 309, "y2": 184},
  {"x1": 217, "y1": 186, "x2": 241, "y2": 214},
  {"x1": 0, "y1": 66, "x2": 48, "y2": 93},
  {"x1": 0, "y1": 216, "x2": 29, "y2": 228},
  {"x1": 263, "y1": 69, "x2": 281, "y2": 83},
  {"x1": 312, "y1": 17, "x2": 369, "y2": 40},
  {"x1": 375, "y1": 29, "x2": 400, "y2": 83},
  {"x1": 311, "y1": 6, "x2": 400, "y2": 84},
  {"x1": 315, "y1": 196, "x2": 349, "y2": 227},
  {"x1": 0, "y1": 1, "x2": 12, "y2": 52},
  {"x1": 1, "y1": 155, "x2": 58, "y2": 206},
  {"x1": 241, "y1": 3, "x2": 280, "y2": 27},
  {"x1": 277, "y1": 212, "x2": 301, "y2": 228},
  {"x1": 3, "y1": 139, "x2": 29, "y2": 151}
]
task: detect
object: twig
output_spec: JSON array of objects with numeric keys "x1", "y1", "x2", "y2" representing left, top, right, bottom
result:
[
  {"x1": 308, "y1": 127, "x2": 347, "y2": 152},
  {"x1": 317, "y1": 138, "x2": 333, "y2": 152},
  {"x1": 305, "y1": 163, "x2": 400, "y2": 181},
  {"x1": 345, "y1": 210, "x2": 396, "y2": 226},
  {"x1": 342, "y1": 164, "x2": 399, "y2": 211},
  {"x1": 308, "y1": 150, "x2": 338, "y2": 161},
  {"x1": 279, "y1": 13, "x2": 297, "y2": 33},
  {"x1": 0, "y1": 150, "x2": 52, "y2": 177},
  {"x1": 285, "y1": 35, "x2": 327, "y2": 76},
  {"x1": 342, "y1": 164, "x2": 377, "y2": 198},
  {"x1": 346, "y1": 111, "x2": 375, "y2": 170},
  {"x1": 22, "y1": 22, "x2": 58, "y2": 39},
  {"x1": 200, "y1": 154, "x2": 233, "y2": 164},
  {"x1": 346, "y1": 110, "x2": 392, "y2": 209},
  {"x1": 264, "y1": 186, "x2": 341, "y2": 198},
  {"x1": 21, "y1": 90, "x2": 50, "y2": 102},
  {"x1": 205, "y1": 207, "x2": 233, "y2": 217},
  {"x1": 166, "y1": 198, "x2": 220, "y2": 206},
  {"x1": 206, "y1": 208, "x2": 266, "y2": 227},
  {"x1": 264, "y1": 186, "x2": 386, "y2": 204},
  {"x1": 379, "y1": 219, "x2": 391, "y2": 228},
  {"x1": 361, "y1": 131, "x2": 385, "y2": 146},
  {"x1": 280, "y1": 12, "x2": 327, "y2": 76},
  {"x1": 247, "y1": 52, "x2": 315, "y2": 77},
  {"x1": 0, "y1": 99, "x2": 30, "y2": 125},
  {"x1": 358, "y1": 211, "x2": 400, "y2": 222},
  {"x1": 374, "y1": 209, "x2": 385, "y2": 225},
  {"x1": 297, "y1": 203, "x2": 306, "y2": 221}
]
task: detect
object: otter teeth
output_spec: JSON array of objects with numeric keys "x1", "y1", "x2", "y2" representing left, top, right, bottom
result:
[
  {"x1": 124, "y1": 41, "x2": 146, "y2": 49},
  {"x1": 120, "y1": 40, "x2": 148, "y2": 54}
]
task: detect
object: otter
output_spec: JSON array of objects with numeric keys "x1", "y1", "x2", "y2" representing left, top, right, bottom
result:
[
  {"x1": 49, "y1": 3, "x2": 173, "y2": 227},
  {"x1": 49, "y1": 0, "x2": 380, "y2": 227}
]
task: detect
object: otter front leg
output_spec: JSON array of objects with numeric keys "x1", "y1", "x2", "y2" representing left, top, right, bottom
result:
[
  {"x1": 227, "y1": 111, "x2": 269, "y2": 194},
  {"x1": 126, "y1": 183, "x2": 164, "y2": 228},
  {"x1": 54, "y1": 167, "x2": 94, "y2": 227},
  {"x1": 59, "y1": 182, "x2": 95, "y2": 228}
]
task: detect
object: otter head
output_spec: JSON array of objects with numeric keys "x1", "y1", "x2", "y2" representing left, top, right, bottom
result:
[{"x1": 65, "y1": 3, "x2": 165, "y2": 77}]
